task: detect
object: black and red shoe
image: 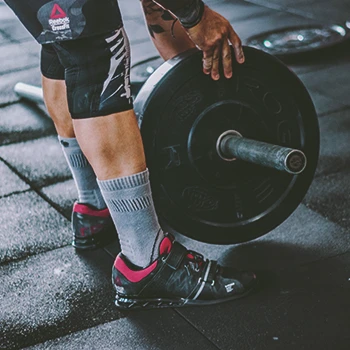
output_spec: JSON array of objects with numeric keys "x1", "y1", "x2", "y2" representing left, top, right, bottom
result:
[
  {"x1": 72, "y1": 202, "x2": 117, "y2": 250},
  {"x1": 112, "y1": 235, "x2": 257, "y2": 309}
]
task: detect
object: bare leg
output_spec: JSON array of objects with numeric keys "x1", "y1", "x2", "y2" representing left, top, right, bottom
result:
[
  {"x1": 42, "y1": 75, "x2": 144, "y2": 180},
  {"x1": 73, "y1": 110, "x2": 146, "y2": 180},
  {"x1": 73, "y1": 111, "x2": 165, "y2": 267},
  {"x1": 42, "y1": 75, "x2": 75, "y2": 138},
  {"x1": 141, "y1": 0, "x2": 195, "y2": 60},
  {"x1": 42, "y1": 75, "x2": 107, "y2": 210}
]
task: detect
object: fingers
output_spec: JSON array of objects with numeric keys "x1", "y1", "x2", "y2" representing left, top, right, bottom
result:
[
  {"x1": 198, "y1": 19, "x2": 244, "y2": 80},
  {"x1": 203, "y1": 40, "x2": 232, "y2": 80},
  {"x1": 222, "y1": 40, "x2": 232, "y2": 79},
  {"x1": 202, "y1": 50, "x2": 213, "y2": 75},
  {"x1": 229, "y1": 27, "x2": 245, "y2": 64},
  {"x1": 211, "y1": 47, "x2": 221, "y2": 80}
]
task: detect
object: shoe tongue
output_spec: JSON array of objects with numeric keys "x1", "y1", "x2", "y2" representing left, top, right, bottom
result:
[{"x1": 159, "y1": 236, "x2": 172, "y2": 255}]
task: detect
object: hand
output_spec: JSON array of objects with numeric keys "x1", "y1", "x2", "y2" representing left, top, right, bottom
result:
[{"x1": 186, "y1": 6, "x2": 244, "y2": 80}]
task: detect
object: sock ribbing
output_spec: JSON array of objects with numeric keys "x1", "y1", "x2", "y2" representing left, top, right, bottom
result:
[
  {"x1": 69, "y1": 153, "x2": 89, "y2": 168},
  {"x1": 98, "y1": 170, "x2": 149, "y2": 191}
]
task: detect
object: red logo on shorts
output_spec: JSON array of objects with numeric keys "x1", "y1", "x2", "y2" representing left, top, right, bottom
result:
[{"x1": 50, "y1": 4, "x2": 67, "y2": 19}]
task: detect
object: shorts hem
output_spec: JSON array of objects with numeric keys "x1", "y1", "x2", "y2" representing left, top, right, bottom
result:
[
  {"x1": 70, "y1": 105, "x2": 134, "y2": 120},
  {"x1": 41, "y1": 70, "x2": 65, "y2": 80}
]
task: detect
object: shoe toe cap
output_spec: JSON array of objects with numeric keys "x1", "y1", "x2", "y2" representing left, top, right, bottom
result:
[{"x1": 220, "y1": 267, "x2": 257, "y2": 293}]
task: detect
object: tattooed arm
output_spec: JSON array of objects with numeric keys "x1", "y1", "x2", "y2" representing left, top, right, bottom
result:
[
  {"x1": 141, "y1": 0, "x2": 195, "y2": 60},
  {"x1": 152, "y1": 0, "x2": 245, "y2": 80}
]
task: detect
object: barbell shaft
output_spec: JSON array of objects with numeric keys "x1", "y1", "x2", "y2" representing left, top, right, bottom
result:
[
  {"x1": 219, "y1": 134, "x2": 307, "y2": 175},
  {"x1": 14, "y1": 83, "x2": 44, "y2": 104}
]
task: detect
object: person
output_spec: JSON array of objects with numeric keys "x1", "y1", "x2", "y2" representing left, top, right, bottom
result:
[{"x1": 4, "y1": 0, "x2": 256, "y2": 309}]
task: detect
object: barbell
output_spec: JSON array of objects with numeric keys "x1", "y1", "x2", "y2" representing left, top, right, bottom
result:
[{"x1": 15, "y1": 46, "x2": 320, "y2": 244}]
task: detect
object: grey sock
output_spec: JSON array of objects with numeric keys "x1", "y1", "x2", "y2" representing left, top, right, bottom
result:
[
  {"x1": 97, "y1": 169, "x2": 165, "y2": 268},
  {"x1": 58, "y1": 136, "x2": 106, "y2": 210}
]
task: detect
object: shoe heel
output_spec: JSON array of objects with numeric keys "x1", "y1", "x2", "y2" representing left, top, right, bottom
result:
[{"x1": 73, "y1": 231, "x2": 116, "y2": 250}]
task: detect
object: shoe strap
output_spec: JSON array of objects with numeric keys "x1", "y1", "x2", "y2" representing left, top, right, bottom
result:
[
  {"x1": 189, "y1": 260, "x2": 218, "y2": 301},
  {"x1": 162, "y1": 241, "x2": 188, "y2": 270},
  {"x1": 206, "y1": 260, "x2": 218, "y2": 285},
  {"x1": 141, "y1": 241, "x2": 188, "y2": 295}
]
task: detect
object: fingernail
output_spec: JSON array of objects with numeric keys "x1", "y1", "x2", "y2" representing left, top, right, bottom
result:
[{"x1": 215, "y1": 75, "x2": 220, "y2": 80}]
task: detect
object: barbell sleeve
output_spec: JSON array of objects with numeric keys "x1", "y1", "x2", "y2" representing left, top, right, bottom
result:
[
  {"x1": 14, "y1": 83, "x2": 44, "y2": 104},
  {"x1": 218, "y1": 133, "x2": 307, "y2": 175}
]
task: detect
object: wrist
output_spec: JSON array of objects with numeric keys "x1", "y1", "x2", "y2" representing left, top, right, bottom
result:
[{"x1": 173, "y1": 0, "x2": 205, "y2": 29}]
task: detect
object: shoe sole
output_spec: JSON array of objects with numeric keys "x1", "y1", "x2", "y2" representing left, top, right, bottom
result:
[{"x1": 114, "y1": 281, "x2": 257, "y2": 310}]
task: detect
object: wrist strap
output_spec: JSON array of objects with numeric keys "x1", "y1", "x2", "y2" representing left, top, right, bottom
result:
[{"x1": 173, "y1": 0, "x2": 205, "y2": 29}]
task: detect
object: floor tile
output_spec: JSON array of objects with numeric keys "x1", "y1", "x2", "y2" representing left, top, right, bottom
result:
[
  {"x1": 0, "y1": 159, "x2": 29, "y2": 197},
  {"x1": 0, "y1": 103, "x2": 55, "y2": 146},
  {"x1": 0, "y1": 247, "x2": 122, "y2": 349},
  {"x1": 27, "y1": 309, "x2": 217, "y2": 350},
  {"x1": 0, "y1": 191, "x2": 71, "y2": 264},
  {"x1": 177, "y1": 252, "x2": 350, "y2": 350},
  {"x1": 0, "y1": 136, "x2": 71, "y2": 188}
]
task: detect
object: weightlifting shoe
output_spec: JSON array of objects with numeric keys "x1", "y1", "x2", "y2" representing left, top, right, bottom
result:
[
  {"x1": 72, "y1": 202, "x2": 117, "y2": 250},
  {"x1": 113, "y1": 234, "x2": 257, "y2": 309}
]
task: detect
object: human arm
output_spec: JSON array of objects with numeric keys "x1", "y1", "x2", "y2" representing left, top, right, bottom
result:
[{"x1": 152, "y1": 0, "x2": 245, "y2": 80}]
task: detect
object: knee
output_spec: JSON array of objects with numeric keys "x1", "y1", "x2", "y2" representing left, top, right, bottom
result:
[
  {"x1": 42, "y1": 78, "x2": 70, "y2": 120},
  {"x1": 42, "y1": 77, "x2": 74, "y2": 136}
]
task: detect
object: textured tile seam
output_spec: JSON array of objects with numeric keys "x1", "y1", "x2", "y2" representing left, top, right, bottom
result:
[
  {"x1": 0, "y1": 188, "x2": 31, "y2": 200},
  {"x1": 0, "y1": 156, "x2": 72, "y2": 220}
]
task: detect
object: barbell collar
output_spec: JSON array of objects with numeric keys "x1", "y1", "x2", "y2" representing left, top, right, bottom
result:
[{"x1": 218, "y1": 131, "x2": 307, "y2": 175}]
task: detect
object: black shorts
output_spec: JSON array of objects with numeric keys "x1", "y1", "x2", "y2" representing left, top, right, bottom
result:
[
  {"x1": 40, "y1": 28, "x2": 133, "y2": 119},
  {"x1": 5, "y1": 0, "x2": 133, "y2": 119}
]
